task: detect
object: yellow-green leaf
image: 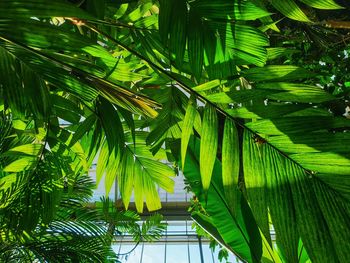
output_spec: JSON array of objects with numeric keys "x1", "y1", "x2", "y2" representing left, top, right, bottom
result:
[
  {"x1": 181, "y1": 98, "x2": 197, "y2": 169},
  {"x1": 222, "y1": 118, "x2": 239, "y2": 215},
  {"x1": 3, "y1": 157, "x2": 35, "y2": 172},
  {"x1": 200, "y1": 105, "x2": 218, "y2": 192}
]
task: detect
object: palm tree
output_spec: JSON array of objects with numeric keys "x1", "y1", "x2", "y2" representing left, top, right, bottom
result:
[
  {"x1": 1, "y1": 0, "x2": 349, "y2": 262},
  {"x1": 0, "y1": 112, "x2": 166, "y2": 262}
]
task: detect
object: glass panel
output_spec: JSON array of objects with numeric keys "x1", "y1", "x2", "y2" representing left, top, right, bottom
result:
[
  {"x1": 166, "y1": 221, "x2": 188, "y2": 235},
  {"x1": 112, "y1": 243, "x2": 143, "y2": 263},
  {"x1": 142, "y1": 243, "x2": 165, "y2": 263},
  {"x1": 189, "y1": 242, "x2": 201, "y2": 263},
  {"x1": 201, "y1": 242, "x2": 214, "y2": 263},
  {"x1": 166, "y1": 243, "x2": 189, "y2": 263}
]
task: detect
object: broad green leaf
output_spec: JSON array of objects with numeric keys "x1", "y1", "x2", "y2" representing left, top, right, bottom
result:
[
  {"x1": 97, "y1": 98, "x2": 124, "y2": 153},
  {"x1": 242, "y1": 65, "x2": 313, "y2": 82},
  {"x1": 181, "y1": 98, "x2": 197, "y2": 169},
  {"x1": 117, "y1": 149, "x2": 134, "y2": 208},
  {"x1": 22, "y1": 64, "x2": 51, "y2": 119},
  {"x1": 222, "y1": 119, "x2": 239, "y2": 215},
  {"x1": 256, "y1": 82, "x2": 335, "y2": 103},
  {"x1": 316, "y1": 173, "x2": 350, "y2": 201},
  {"x1": 96, "y1": 140, "x2": 109, "y2": 186},
  {"x1": 0, "y1": 46, "x2": 26, "y2": 118},
  {"x1": 1, "y1": 23, "x2": 160, "y2": 117},
  {"x1": 200, "y1": 105, "x2": 218, "y2": 192},
  {"x1": 192, "y1": 79, "x2": 224, "y2": 92},
  {"x1": 246, "y1": 116, "x2": 350, "y2": 135},
  {"x1": 243, "y1": 131, "x2": 271, "y2": 245},
  {"x1": 250, "y1": 0, "x2": 281, "y2": 32},
  {"x1": 158, "y1": 0, "x2": 173, "y2": 43},
  {"x1": 312, "y1": 180, "x2": 350, "y2": 262},
  {"x1": 263, "y1": 144, "x2": 299, "y2": 262},
  {"x1": 181, "y1": 138, "x2": 263, "y2": 263},
  {"x1": 271, "y1": 0, "x2": 310, "y2": 22},
  {"x1": 3, "y1": 157, "x2": 35, "y2": 172},
  {"x1": 142, "y1": 165, "x2": 162, "y2": 212},
  {"x1": 286, "y1": 161, "x2": 338, "y2": 263},
  {"x1": 136, "y1": 157, "x2": 175, "y2": 192},
  {"x1": 6, "y1": 144, "x2": 42, "y2": 157},
  {"x1": 188, "y1": 8, "x2": 204, "y2": 81},
  {"x1": 127, "y1": 2, "x2": 153, "y2": 21},
  {"x1": 133, "y1": 163, "x2": 144, "y2": 213},
  {"x1": 207, "y1": 89, "x2": 276, "y2": 104},
  {"x1": 259, "y1": 18, "x2": 282, "y2": 33},
  {"x1": 269, "y1": 132, "x2": 350, "y2": 154},
  {"x1": 170, "y1": 0, "x2": 187, "y2": 66},
  {"x1": 134, "y1": 15, "x2": 158, "y2": 29},
  {"x1": 191, "y1": 0, "x2": 271, "y2": 21},
  {"x1": 223, "y1": 23, "x2": 269, "y2": 67},
  {"x1": 299, "y1": 0, "x2": 343, "y2": 9},
  {"x1": 266, "y1": 47, "x2": 298, "y2": 60},
  {"x1": 291, "y1": 152, "x2": 350, "y2": 175},
  {"x1": 105, "y1": 146, "x2": 121, "y2": 195},
  {"x1": 227, "y1": 104, "x2": 314, "y2": 119},
  {"x1": 113, "y1": 3, "x2": 129, "y2": 19}
]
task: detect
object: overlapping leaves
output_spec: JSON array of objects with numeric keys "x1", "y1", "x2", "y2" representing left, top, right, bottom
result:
[
  {"x1": 159, "y1": 0, "x2": 270, "y2": 79},
  {"x1": 177, "y1": 64, "x2": 350, "y2": 262}
]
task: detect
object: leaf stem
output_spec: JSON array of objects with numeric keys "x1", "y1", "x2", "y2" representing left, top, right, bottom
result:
[{"x1": 83, "y1": 22, "x2": 315, "y2": 176}]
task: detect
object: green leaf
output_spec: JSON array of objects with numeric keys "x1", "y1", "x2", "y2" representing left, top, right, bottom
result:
[
  {"x1": 169, "y1": 0, "x2": 187, "y2": 66},
  {"x1": 256, "y1": 82, "x2": 335, "y2": 103},
  {"x1": 69, "y1": 114, "x2": 97, "y2": 148},
  {"x1": 243, "y1": 131, "x2": 271, "y2": 245},
  {"x1": 246, "y1": 116, "x2": 350, "y2": 136},
  {"x1": 3, "y1": 157, "x2": 36, "y2": 172},
  {"x1": 6, "y1": 143, "x2": 43, "y2": 157},
  {"x1": 158, "y1": 0, "x2": 173, "y2": 44},
  {"x1": 242, "y1": 65, "x2": 313, "y2": 82},
  {"x1": 182, "y1": 138, "x2": 263, "y2": 263},
  {"x1": 312, "y1": 180, "x2": 350, "y2": 262},
  {"x1": 266, "y1": 47, "x2": 298, "y2": 60},
  {"x1": 0, "y1": 46, "x2": 26, "y2": 118},
  {"x1": 97, "y1": 98, "x2": 124, "y2": 153},
  {"x1": 286, "y1": 161, "x2": 338, "y2": 263},
  {"x1": 21, "y1": 63, "x2": 51, "y2": 119},
  {"x1": 226, "y1": 104, "x2": 320, "y2": 119},
  {"x1": 96, "y1": 140, "x2": 110, "y2": 186},
  {"x1": 271, "y1": 0, "x2": 310, "y2": 22},
  {"x1": 299, "y1": 0, "x2": 343, "y2": 9},
  {"x1": 192, "y1": 79, "x2": 223, "y2": 92},
  {"x1": 116, "y1": 132, "x2": 175, "y2": 212},
  {"x1": 260, "y1": 138, "x2": 299, "y2": 261},
  {"x1": 181, "y1": 98, "x2": 197, "y2": 169},
  {"x1": 127, "y1": 2, "x2": 153, "y2": 21},
  {"x1": 291, "y1": 152, "x2": 350, "y2": 175},
  {"x1": 222, "y1": 119, "x2": 239, "y2": 215},
  {"x1": 200, "y1": 105, "x2": 218, "y2": 192},
  {"x1": 188, "y1": 8, "x2": 204, "y2": 81},
  {"x1": 105, "y1": 146, "x2": 121, "y2": 195}
]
